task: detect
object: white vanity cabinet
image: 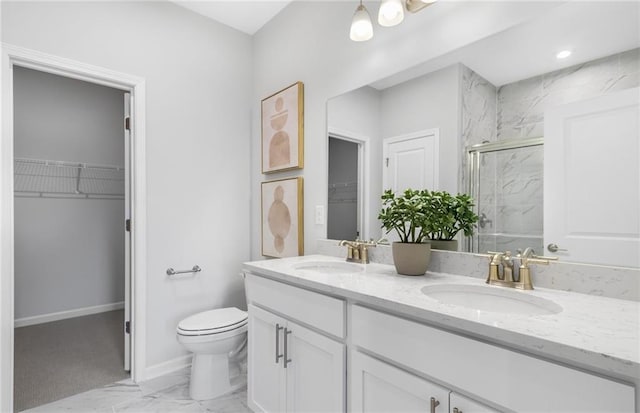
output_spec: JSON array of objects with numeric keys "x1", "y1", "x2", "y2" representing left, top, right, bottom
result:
[
  {"x1": 351, "y1": 351, "x2": 498, "y2": 413},
  {"x1": 351, "y1": 350, "x2": 452, "y2": 413},
  {"x1": 351, "y1": 304, "x2": 635, "y2": 412},
  {"x1": 450, "y1": 393, "x2": 498, "y2": 413},
  {"x1": 243, "y1": 262, "x2": 636, "y2": 413},
  {"x1": 245, "y1": 273, "x2": 346, "y2": 413}
]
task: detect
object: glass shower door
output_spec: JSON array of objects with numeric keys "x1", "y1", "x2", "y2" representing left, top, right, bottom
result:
[{"x1": 468, "y1": 138, "x2": 544, "y2": 255}]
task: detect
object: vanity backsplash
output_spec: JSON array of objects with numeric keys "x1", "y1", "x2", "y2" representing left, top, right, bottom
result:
[{"x1": 316, "y1": 239, "x2": 640, "y2": 302}]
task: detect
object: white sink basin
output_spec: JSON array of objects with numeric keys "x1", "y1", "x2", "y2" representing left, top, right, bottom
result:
[
  {"x1": 421, "y1": 284, "x2": 562, "y2": 316},
  {"x1": 293, "y1": 261, "x2": 364, "y2": 274}
]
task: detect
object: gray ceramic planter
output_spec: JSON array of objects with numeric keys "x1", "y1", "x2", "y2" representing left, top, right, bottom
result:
[{"x1": 391, "y1": 242, "x2": 431, "y2": 276}]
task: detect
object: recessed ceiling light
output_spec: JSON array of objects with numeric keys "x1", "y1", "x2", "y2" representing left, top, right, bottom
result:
[{"x1": 556, "y1": 50, "x2": 572, "y2": 59}]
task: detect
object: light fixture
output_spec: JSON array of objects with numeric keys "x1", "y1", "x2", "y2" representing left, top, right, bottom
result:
[
  {"x1": 351, "y1": 0, "x2": 437, "y2": 41},
  {"x1": 556, "y1": 50, "x2": 572, "y2": 59},
  {"x1": 350, "y1": 0, "x2": 374, "y2": 42},
  {"x1": 378, "y1": 0, "x2": 404, "y2": 27}
]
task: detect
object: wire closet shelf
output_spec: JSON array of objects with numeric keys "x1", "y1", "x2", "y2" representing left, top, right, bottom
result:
[{"x1": 14, "y1": 158, "x2": 125, "y2": 200}]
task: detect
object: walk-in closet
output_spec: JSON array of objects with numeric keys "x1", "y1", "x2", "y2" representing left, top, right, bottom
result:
[{"x1": 13, "y1": 67, "x2": 129, "y2": 411}]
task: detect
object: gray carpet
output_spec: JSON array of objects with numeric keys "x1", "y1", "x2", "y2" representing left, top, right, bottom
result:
[{"x1": 14, "y1": 310, "x2": 130, "y2": 412}]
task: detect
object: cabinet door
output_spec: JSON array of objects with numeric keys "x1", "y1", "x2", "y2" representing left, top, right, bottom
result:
[
  {"x1": 351, "y1": 350, "x2": 449, "y2": 413},
  {"x1": 285, "y1": 320, "x2": 345, "y2": 412},
  {"x1": 450, "y1": 392, "x2": 499, "y2": 413},
  {"x1": 248, "y1": 305, "x2": 285, "y2": 413}
]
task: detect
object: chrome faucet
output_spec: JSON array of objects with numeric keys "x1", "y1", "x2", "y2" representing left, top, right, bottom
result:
[{"x1": 338, "y1": 238, "x2": 385, "y2": 264}]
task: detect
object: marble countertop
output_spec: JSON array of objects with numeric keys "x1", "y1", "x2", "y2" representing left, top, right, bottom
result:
[{"x1": 243, "y1": 255, "x2": 640, "y2": 382}]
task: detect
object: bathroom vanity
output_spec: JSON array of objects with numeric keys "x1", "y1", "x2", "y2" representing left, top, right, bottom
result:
[{"x1": 242, "y1": 255, "x2": 639, "y2": 413}]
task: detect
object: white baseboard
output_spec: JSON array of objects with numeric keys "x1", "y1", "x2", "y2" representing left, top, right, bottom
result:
[
  {"x1": 14, "y1": 301, "x2": 125, "y2": 328},
  {"x1": 143, "y1": 354, "x2": 192, "y2": 382}
]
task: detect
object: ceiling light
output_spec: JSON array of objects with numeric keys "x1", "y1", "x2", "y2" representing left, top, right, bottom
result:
[
  {"x1": 350, "y1": 1, "x2": 374, "y2": 42},
  {"x1": 352, "y1": 0, "x2": 435, "y2": 40},
  {"x1": 378, "y1": 0, "x2": 404, "y2": 27},
  {"x1": 406, "y1": 0, "x2": 437, "y2": 13},
  {"x1": 556, "y1": 50, "x2": 572, "y2": 59}
]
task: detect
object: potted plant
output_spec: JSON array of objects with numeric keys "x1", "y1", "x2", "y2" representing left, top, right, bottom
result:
[
  {"x1": 378, "y1": 189, "x2": 433, "y2": 275},
  {"x1": 422, "y1": 191, "x2": 479, "y2": 251}
]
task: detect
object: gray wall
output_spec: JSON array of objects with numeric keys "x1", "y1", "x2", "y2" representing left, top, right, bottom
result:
[
  {"x1": 13, "y1": 67, "x2": 125, "y2": 320},
  {"x1": 2, "y1": 1, "x2": 253, "y2": 371}
]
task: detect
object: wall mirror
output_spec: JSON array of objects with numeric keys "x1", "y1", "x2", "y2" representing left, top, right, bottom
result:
[{"x1": 326, "y1": 1, "x2": 640, "y2": 268}]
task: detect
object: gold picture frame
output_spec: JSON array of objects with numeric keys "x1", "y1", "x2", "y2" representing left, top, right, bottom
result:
[
  {"x1": 261, "y1": 81, "x2": 304, "y2": 173},
  {"x1": 261, "y1": 177, "x2": 304, "y2": 258}
]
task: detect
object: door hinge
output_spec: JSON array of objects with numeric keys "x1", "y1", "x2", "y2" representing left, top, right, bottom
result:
[
  {"x1": 125, "y1": 117, "x2": 131, "y2": 131},
  {"x1": 125, "y1": 219, "x2": 131, "y2": 232},
  {"x1": 386, "y1": 157, "x2": 389, "y2": 167},
  {"x1": 125, "y1": 321, "x2": 131, "y2": 334}
]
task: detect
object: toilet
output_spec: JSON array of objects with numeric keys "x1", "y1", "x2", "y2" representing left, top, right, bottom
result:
[{"x1": 176, "y1": 307, "x2": 248, "y2": 400}]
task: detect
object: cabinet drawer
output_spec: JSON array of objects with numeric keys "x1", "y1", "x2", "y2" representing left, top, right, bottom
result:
[
  {"x1": 245, "y1": 273, "x2": 345, "y2": 338},
  {"x1": 352, "y1": 305, "x2": 634, "y2": 412}
]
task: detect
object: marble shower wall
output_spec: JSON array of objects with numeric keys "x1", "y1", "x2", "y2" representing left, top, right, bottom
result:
[
  {"x1": 497, "y1": 48, "x2": 640, "y2": 140},
  {"x1": 463, "y1": 48, "x2": 639, "y2": 255},
  {"x1": 460, "y1": 66, "x2": 497, "y2": 185}
]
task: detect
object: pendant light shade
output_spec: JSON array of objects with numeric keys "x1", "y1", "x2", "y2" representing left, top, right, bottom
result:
[
  {"x1": 350, "y1": 3, "x2": 374, "y2": 41},
  {"x1": 378, "y1": 0, "x2": 404, "y2": 27}
]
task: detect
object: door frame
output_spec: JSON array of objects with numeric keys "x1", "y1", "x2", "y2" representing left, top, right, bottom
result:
[
  {"x1": 1, "y1": 44, "x2": 148, "y2": 411},
  {"x1": 327, "y1": 127, "x2": 369, "y2": 240}
]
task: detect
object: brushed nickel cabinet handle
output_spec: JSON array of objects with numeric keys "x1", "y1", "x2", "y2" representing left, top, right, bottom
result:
[
  {"x1": 284, "y1": 328, "x2": 292, "y2": 368},
  {"x1": 430, "y1": 397, "x2": 440, "y2": 413},
  {"x1": 275, "y1": 324, "x2": 284, "y2": 364}
]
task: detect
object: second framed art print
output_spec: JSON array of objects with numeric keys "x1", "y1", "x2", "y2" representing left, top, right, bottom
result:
[{"x1": 261, "y1": 177, "x2": 303, "y2": 258}]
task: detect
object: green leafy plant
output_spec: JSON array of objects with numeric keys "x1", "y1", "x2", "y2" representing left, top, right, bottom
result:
[
  {"x1": 378, "y1": 189, "x2": 431, "y2": 243},
  {"x1": 378, "y1": 189, "x2": 479, "y2": 243},
  {"x1": 422, "y1": 190, "x2": 478, "y2": 241}
]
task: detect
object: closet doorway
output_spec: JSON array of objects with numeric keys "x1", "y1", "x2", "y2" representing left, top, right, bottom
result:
[
  {"x1": 327, "y1": 135, "x2": 364, "y2": 241},
  {"x1": 12, "y1": 67, "x2": 131, "y2": 411}
]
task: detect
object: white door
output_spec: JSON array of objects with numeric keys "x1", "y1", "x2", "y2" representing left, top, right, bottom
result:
[
  {"x1": 350, "y1": 350, "x2": 449, "y2": 413},
  {"x1": 382, "y1": 129, "x2": 439, "y2": 194},
  {"x1": 285, "y1": 320, "x2": 345, "y2": 412},
  {"x1": 450, "y1": 392, "x2": 500, "y2": 413},
  {"x1": 544, "y1": 88, "x2": 640, "y2": 267},
  {"x1": 248, "y1": 305, "x2": 285, "y2": 413},
  {"x1": 123, "y1": 93, "x2": 131, "y2": 371}
]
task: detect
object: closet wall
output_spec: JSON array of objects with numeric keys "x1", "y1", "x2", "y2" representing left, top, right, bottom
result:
[{"x1": 13, "y1": 67, "x2": 125, "y2": 324}]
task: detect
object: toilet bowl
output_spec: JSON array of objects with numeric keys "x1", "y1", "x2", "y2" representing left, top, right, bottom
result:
[{"x1": 176, "y1": 307, "x2": 248, "y2": 400}]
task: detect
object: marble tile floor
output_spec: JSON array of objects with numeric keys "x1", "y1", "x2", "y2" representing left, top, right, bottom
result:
[{"x1": 23, "y1": 368, "x2": 251, "y2": 413}]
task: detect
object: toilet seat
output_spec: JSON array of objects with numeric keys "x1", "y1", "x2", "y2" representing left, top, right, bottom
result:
[{"x1": 177, "y1": 307, "x2": 248, "y2": 337}]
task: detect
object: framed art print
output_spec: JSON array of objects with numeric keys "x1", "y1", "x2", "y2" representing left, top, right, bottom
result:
[
  {"x1": 261, "y1": 177, "x2": 303, "y2": 257},
  {"x1": 261, "y1": 81, "x2": 304, "y2": 173}
]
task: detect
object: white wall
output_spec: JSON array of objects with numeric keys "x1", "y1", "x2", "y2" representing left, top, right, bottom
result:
[
  {"x1": 13, "y1": 67, "x2": 125, "y2": 320},
  {"x1": 2, "y1": 0, "x2": 252, "y2": 373},
  {"x1": 380, "y1": 64, "x2": 462, "y2": 194},
  {"x1": 251, "y1": 1, "x2": 563, "y2": 259},
  {"x1": 327, "y1": 65, "x2": 463, "y2": 240},
  {"x1": 327, "y1": 85, "x2": 381, "y2": 240}
]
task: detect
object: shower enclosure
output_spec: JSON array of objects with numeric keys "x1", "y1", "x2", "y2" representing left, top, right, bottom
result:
[{"x1": 467, "y1": 138, "x2": 544, "y2": 255}]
